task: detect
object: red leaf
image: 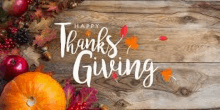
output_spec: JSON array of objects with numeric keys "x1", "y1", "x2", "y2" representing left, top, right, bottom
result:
[
  {"x1": 159, "y1": 36, "x2": 168, "y2": 41},
  {"x1": 112, "y1": 72, "x2": 118, "y2": 80},
  {"x1": 80, "y1": 87, "x2": 98, "y2": 107},
  {"x1": 63, "y1": 79, "x2": 76, "y2": 107},
  {"x1": 120, "y1": 25, "x2": 127, "y2": 38}
]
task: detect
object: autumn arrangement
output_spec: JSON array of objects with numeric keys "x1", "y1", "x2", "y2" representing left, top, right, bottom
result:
[
  {"x1": 0, "y1": 0, "x2": 101, "y2": 109},
  {"x1": 0, "y1": 0, "x2": 175, "y2": 109}
]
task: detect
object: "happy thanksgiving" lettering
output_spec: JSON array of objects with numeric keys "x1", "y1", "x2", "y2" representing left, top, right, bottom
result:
[{"x1": 55, "y1": 23, "x2": 158, "y2": 88}]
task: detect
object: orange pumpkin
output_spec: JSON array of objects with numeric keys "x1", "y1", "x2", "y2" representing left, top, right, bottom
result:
[{"x1": 0, "y1": 72, "x2": 66, "y2": 110}]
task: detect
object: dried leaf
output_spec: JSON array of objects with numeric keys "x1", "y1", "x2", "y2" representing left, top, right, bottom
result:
[
  {"x1": 33, "y1": 28, "x2": 56, "y2": 47},
  {"x1": 21, "y1": 46, "x2": 41, "y2": 66},
  {"x1": 125, "y1": 36, "x2": 139, "y2": 50},
  {"x1": 33, "y1": 35, "x2": 45, "y2": 47}
]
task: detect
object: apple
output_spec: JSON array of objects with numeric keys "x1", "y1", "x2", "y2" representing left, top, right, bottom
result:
[
  {"x1": 0, "y1": 55, "x2": 29, "y2": 81},
  {"x1": 2, "y1": 0, "x2": 28, "y2": 16}
]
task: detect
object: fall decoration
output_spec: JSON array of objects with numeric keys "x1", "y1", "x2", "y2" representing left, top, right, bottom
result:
[
  {"x1": 0, "y1": 38, "x2": 16, "y2": 50},
  {"x1": 41, "y1": 46, "x2": 52, "y2": 61},
  {"x1": 159, "y1": 36, "x2": 168, "y2": 41},
  {"x1": 33, "y1": 28, "x2": 56, "y2": 47},
  {"x1": 2, "y1": 0, "x2": 28, "y2": 16},
  {"x1": 0, "y1": 0, "x2": 84, "y2": 62},
  {"x1": 12, "y1": 28, "x2": 31, "y2": 45},
  {"x1": 112, "y1": 72, "x2": 118, "y2": 83},
  {"x1": 120, "y1": 25, "x2": 127, "y2": 38},
  {"x1": 20, "y1": 46, "x2": 41, "y2": 66},
  {"x1": 125, "y1": 36, "x2": 139, "y2": 54},
  {"x1": 0, "y1": 55, "x2": 29, "y2": 81},
  {"x1": 0, "y1": 47, "x2": 20, "y2": 59},
  {"x1": 160, "y1": 68, "x2": 176, "y2": 82},
  {"x1": 64, "y1": 78, "x2": 98, "y2": 110},
  {"x1": 85, "y1": 30, "x2": 91, "y2": 37},
  {"x1": 100, "y1": 104, "x2": 109, "y2": 110},
  {"x1": 0, "y1": 71, "x2": 66, "y2": 110}
]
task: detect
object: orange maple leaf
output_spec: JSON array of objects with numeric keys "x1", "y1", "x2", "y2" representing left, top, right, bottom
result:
[
  {"x1": 85, "y1": 30, "x2": 91, "y2": 37},
  {"x1": 125, "y1": 36, "x2": 139, "y2": 50},
  {"x1": 160, "y1": 68, "x2": 174, "y2": 82}
]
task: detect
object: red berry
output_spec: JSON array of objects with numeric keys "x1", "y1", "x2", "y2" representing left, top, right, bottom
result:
[
  {"x1": 8, "y1": 26, "x2": 18, "y2": 34},
  {"x1": 27, "y1": 0, "x2": 33, "y2": 4},
  {"x1": 0, "y1": 38, "x2": 16, "y2": 50}
]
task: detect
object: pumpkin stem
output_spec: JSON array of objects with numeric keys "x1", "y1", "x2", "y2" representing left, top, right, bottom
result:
[{"x1": 26, "y1": 97, "x2": 36, "y2": 107}]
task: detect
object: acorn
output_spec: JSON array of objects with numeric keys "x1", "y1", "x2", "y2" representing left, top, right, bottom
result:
[
  {"x1": 41, "y1": 45, "x2": 52, "y2": 61},
  {"x1": 99, "y1": 104, "x2": 109, "y2": 110}
]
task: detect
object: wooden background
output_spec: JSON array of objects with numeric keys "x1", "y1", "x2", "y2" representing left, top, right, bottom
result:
[{"x1": 32, "y1": 0, "x2": 220, "y2": 109}]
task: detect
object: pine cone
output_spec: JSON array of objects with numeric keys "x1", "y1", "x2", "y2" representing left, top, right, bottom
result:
[{"x1": 13, "y1": 29, "x2": 32, "y2": 45}]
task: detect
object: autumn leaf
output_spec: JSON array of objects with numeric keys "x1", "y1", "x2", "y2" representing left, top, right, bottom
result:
[
  {"x1": 125, "y1": 36, "x2": 139, "y2": 54},
  {"x1": 112, "y1": 72, "x2": 118, "y2": 83},
  {"x1": 21, "y1": 46, "x2": 41, "y2": 66},
  {"x1": 68, "y1": 87, "x2": 98, "y2": 109},
  {"x1": 159, "y1": 36, "x2": 168, "y2": 41},
  {"x1": 33, "y1": 63, "x2": 54, "y2": 76},
  {"x1": 33, "y1": 28, "x2": 56, "y2": 47},
  {"x1": 120, "y1": 25, "x2": 127, "y2": 38},
  {"x1": 45, "y1": 2, "x2": 59, "y2": 12},
  {"x1": 63, "y1": 79, "x2": 75, "y2": 108},
  {"x1": 160, "y1": 68, "x2": 176, "y2": 82},
  {"x1": 35, "y1": 9, "x2": 43, "y2": 18},
  {"x1": 33, "y1": 35, "x2": 44, "y2": 47},
  {"x1": 44, "y1": 30, "x2": 56, "y2": 42},
  {"x1": 10, "y1": 48, "x2": 20, "y2": 55},
  {"x1": 85, "y1": 30, "x2": 91, "y2": 37},
  {"x1": 80, "y1": 87, "x2": 98, "y2": 107}
]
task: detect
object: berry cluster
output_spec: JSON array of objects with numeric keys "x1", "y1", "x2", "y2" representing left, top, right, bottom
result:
[
  {"x1": 27, "y1": 0, "x2": 34, "y2": 4},
  {"x1": 7, "y1": 26, "x2": 18, "y2": 34},
  {"x1": 67, "y1": 102, "x2": 87, "y2": 110},
  {"x1": 0, "y1": 38, "x2": 16, "y2": 50}
]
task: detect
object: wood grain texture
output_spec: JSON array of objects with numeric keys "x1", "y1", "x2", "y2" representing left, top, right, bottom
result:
[
  {"x1": 47, "y1": 0, "x2": 220, "y2": 63},
  {"x1": 43, "y1": 62, "x2": 220, "y2": 109},
  {"x1": 39, "y1": 0, "x2": 220, "y2": 109}
]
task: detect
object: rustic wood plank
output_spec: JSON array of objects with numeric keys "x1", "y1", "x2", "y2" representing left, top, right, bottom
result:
[
  {"x1": 45, "y1": 0, "x2": 220, "y2": 63},
  {"x1": 26, "y1": 1, "x2": 220, "y2": 109},
  {"x1": 42, "y1": 61, "x2": 220, "y2": 109}
]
